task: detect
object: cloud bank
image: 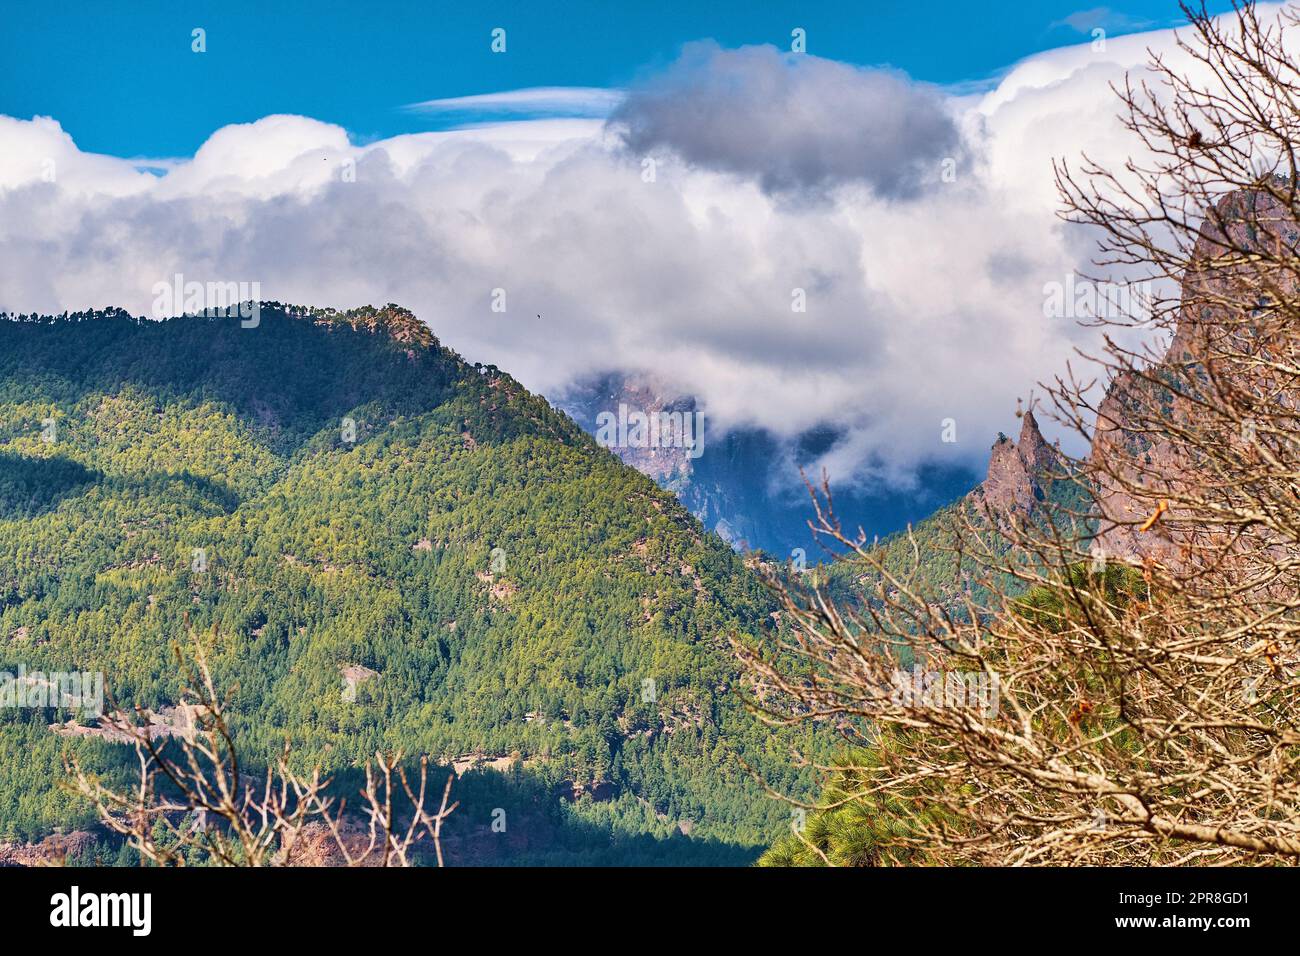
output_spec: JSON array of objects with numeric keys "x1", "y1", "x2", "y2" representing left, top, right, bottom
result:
[{"x1": 2, "y1": 8, "x2": 1288, "y2": 491}]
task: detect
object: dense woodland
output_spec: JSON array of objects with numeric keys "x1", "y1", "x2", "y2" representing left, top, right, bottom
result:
[{"x1": 0, "y1": 305, "x2": 817, "y2": 864}]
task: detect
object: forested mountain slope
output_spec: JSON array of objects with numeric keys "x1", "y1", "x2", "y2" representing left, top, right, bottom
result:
[
  {"x1": 760, "y1": 411, "x2": 1094, "y2": 865},
  {"x1": 0, "y1": 304, "x2": 811, "y2": 864}
]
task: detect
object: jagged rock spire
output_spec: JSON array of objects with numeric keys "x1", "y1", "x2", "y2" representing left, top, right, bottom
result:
[
  {"x1": 1017, "y1": 406, "x2": 1057, "y2": 476},
  {"x1": 976, "y1": 406, "x2": 1058, "y2": 515},
  {"x1": 980, "y1": 431, "x2": 1035, "y2": 514}
]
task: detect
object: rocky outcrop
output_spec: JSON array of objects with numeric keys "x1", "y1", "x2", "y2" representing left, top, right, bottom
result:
[
  {"x1": 555, "y1": 372, "x2": 762, "y2": 547},
  {"x1": 1089, "y1": 186, "x2": 1300, "y2": 565},
  {"x1": 972, "y1": 408, "x2": 1061, "y2": 519},
  {"x1": 980, "y1": 433, "x2": 1034, "y2": 514},
  {"x1": 557, "y1": 373, "x2": 696, "y2": 483},
  {"x1": 0, "y1": 830, "x2": 97, "y2": 867},
  {"x1": 1016, "y1": 408, "x2": 1058, "y2": 477},
  {"x1": 50, "y1": 703, "x2": 210, "y2": 744},
  {"x1": 310, "y1": 303, "x2": 438, "y2": 349}
]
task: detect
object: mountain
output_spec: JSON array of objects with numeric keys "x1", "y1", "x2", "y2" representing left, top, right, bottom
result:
[
  {"x1": 975, "y1": 408, "x2": 1065, "y2": 517},
  {"x1": 1089, "y1": 187, "x2": 1298, "y2": 566},
  {"x1": 556, "y1": 371, "x2": 978, "y2": 556},
  {"x1": 0, "y1": 304, "x2": 816, "y2": 864},
  {"x1": 763, "y1": 187, "x2": 1300, "y2": 867},
  {"x1": 824, "y1": 405, "x2": 1088, "y2": 610}
]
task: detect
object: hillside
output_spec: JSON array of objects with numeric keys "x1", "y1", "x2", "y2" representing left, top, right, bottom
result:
[
  {"x1": 758, "y1": 411, "x2": 1098, "y2": 867},
  {"x1": 0, "y1": 304, "x2": 814, "y2": 864}
]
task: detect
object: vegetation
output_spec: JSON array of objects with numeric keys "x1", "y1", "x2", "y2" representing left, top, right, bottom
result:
[
  {"x1": 736, "y1": 2, "x2": 1300, "y2": 866},
  {"x1": 0, "y1": 303, "x2": 814, "y2": 863}
]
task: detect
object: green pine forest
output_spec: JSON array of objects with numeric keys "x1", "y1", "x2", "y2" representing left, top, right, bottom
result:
[{"x1": 0, "y1": 304, "x2": 824, "y2": 865}]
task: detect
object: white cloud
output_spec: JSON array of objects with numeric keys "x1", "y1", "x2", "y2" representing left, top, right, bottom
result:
[
  {"x1": 0, "y1": 114, "x2": 152, "y2": 198},
  {"x1": 1051, "y1": 7, "x2": 1156, "y2": 36},
  {"x1": 611, "y1": 42, "x2": 965, "y2": 200},
  {"x1": 405, "y1": 86, "x2": 623, "y2": 119},
  {"x1": 1, "y1": 6, "x2": 1291, "y2": 491}
]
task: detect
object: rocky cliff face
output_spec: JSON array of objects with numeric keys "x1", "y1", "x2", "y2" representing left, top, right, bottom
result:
[
  {"x1": 554, "y1": 372, "x2": 978, "y2": 555},
  {"x1": 970, "y1": 407, "x2": 1063, "y2": 523},
  {"x1": 1089, "y1": 186, "x2": 1300, "y2": 565},
  {"x1": 552, "y1": 372, "x2": 762, "y2": 547},
  {"x1": 0, "y1": 830, "x2": 97, "y2": 866},
  {"x1": 556, "y1": 373, "x2": 701, "y2": 484},
  {"x1": 1088, "y1": 369, "x2": 1180, "y2": 562}
]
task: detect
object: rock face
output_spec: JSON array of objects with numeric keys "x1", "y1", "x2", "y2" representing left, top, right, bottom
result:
[
  {"x1": 50, "y1": 704, "x2": 208, "y2": 744},
  {"x1": 973, "y1": 408, "x2": 1061, "y2": 518},
  {"x1": 0, "y1": 830, "x2": 96, "y2": 867},
  {"x1": 1089, "y1": 186, "x2": 1300, "y2": 565},
  {"x1": 1088, "y1": 370, "x2": 1181, "y2": 563},
  {"x1": 311, "y1": 303, "x2": 438, "y2": 349},
  {"x1": 555, "y1": 371, "x2": 978, "y2": 554},
  {"x1": 553, "y1": 371, "x2": 769, "y2": 547},
  {"x1": 1016, "y1": 408, "x2": 1058, "y2": 477},
  {"x1": 559, "y1": 373, "x2": 701, "y2": 485}
]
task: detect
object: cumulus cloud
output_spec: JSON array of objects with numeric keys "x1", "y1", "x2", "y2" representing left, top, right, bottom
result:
[
  {"x1": 2, "y1": 8, "x2": 1291, "y2": 493},
  {"x1": 610, "y1": 41, "x2": 965, "y2": 199},
  {"x1": 0, "y1": 114, "x2": 152, "y2": 198}
]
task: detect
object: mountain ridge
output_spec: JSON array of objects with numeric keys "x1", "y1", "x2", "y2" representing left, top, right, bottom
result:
[
  {"x1": 556, "y1": 371, "x2": 979, "y2": 556},
  {"x1": 0, "y1": 303, "x2": 814, "y2": 863}
]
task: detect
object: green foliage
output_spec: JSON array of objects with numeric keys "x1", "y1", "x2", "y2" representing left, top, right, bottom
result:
[
  {"x1": 1013, "y1": 561, "x2": 1149, "y2": 633},
  {"x1": 759, "y1": 742, "x2": 957, "y2": 867},
  {"x1": 823, "y1": 462, "x2": 1096, "y2": 616},
  {"x1": 0, "y1": 714, "x2": 125, "y2": 841},
  {"x1": 0, "y1": 305, "x2": 814, "y2": 861}
]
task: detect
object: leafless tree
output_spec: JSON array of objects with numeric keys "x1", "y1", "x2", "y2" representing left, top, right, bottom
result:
[
  {"x1": 736, "y1": 1, "x2": 1300, "y2": 866},
  {"x1": 66, "y1": 626, "x2": 457, "y2": 867}
]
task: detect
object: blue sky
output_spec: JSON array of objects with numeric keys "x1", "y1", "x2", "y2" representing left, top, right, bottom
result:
[
  {"x1": 0, "y1": 0, "x2": 1268, "y2": 490},
  {"x1": 1, "y1": 0, "x2": 1235, "y2": 157}
]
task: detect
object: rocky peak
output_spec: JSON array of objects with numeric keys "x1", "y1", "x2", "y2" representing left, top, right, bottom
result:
[
  {"x1": 311, "y1": 303, "x2": 438, "y2": 349},
  {"x1": 1017, "y1": 407, "x2": 1058, "y2": 477},
  {"x1": 1089, "y1": 186, "x2": 1300, "y2": 564},
  {"x1": 975, "y1": 408, "x2": 1061, "y2": 517},
  {"x1": 979, "y1": 430, "x2": 1037, "y2": 514}
]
